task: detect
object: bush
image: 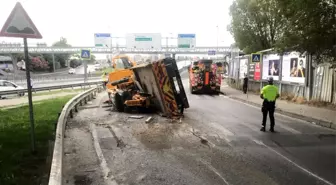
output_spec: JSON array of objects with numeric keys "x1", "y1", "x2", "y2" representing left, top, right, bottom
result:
[{"x1": 31, "y1": 57, "x2": 49, "y2": 71}]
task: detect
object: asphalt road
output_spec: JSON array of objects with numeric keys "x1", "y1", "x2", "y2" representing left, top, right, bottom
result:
[{"x1": 63, "y1": 71, "x2": 336, "y2": 185}]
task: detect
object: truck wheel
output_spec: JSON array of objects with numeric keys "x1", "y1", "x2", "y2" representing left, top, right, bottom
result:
[{"x1": 114, "y1": 93, "x2": 124, "y2": 112}]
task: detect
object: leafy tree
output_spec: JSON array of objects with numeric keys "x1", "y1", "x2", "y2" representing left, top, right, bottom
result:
[
  {"x1": 228, "y1": 0, "x2": 286, "y2": 53},
  {"x1": 275, "y1": 0, "x2": 336, "y2": 62},
  {"x1": 69, "y1": 59, "x2": 82, "y2": 68},
  {"x1": 52, "y1": 37, "x2": 71, "y2": 68}
]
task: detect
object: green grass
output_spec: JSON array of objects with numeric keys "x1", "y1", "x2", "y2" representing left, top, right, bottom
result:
[
  {"x1": 32, "y1": 89, "x2": 84, "y2": 97},
  {"x1": 93, "y1": 67, "x2": 114, "y2": 74},
  {"x1": 0, "y1": 95, "x2": 75, "y2": 185}
]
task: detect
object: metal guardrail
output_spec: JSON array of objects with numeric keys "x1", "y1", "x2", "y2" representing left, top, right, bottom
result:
[
  {"x1": 0, "y1": 81, "x2": 103, "y2": 96},
  {"x1": 48, "y1": 86, "x2": 103, "y2": 185}
]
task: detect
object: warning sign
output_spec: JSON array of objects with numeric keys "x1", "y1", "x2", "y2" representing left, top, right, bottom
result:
[
  {"x1": 251, "y1": 53, "x2": 262, "y2": 63},
  {"x1": 0, "y1": 2, "x2": 42, "y2": 38}
]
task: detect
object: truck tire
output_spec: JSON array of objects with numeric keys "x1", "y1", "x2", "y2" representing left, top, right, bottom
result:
[{"x1": 114, "y1": 93, "x2": 124, "y2": 112}]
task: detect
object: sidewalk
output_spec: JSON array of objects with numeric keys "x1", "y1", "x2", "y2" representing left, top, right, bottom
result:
[
  {"x1": 221, "y1": 83, "x2": 336, "y2": 129},
  {"x1": 0, "y1": 92, "x2": 77, "y2": 109}
]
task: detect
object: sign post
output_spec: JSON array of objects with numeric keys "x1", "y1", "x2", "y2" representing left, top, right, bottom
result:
[
  {"x1": 0, "y1": 2, "x2": 43, "y2": 153},
  {"x1": 81, "y1": 49, "x2": 91, "y2": 84}
]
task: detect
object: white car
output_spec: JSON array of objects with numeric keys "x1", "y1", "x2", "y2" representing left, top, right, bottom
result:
[
  {"x1": 0, "y1": 80, "x2": 25, "y2": 99},
  {"x1": 68, "y1": 68, "x2": 76, "y2": 74}
]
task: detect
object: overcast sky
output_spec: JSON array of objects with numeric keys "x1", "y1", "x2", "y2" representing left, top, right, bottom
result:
[{"x1": 0, "y1": 0, "x2": 235, "y2": 47}]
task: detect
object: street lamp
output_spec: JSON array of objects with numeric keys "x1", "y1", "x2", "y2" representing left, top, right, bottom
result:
[{"x1": 216, "y1": 25, "x2": 219, "y2": 58}]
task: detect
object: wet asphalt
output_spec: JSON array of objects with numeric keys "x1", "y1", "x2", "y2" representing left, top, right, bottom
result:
[{"x1": 67, "y1": 71, "x2": 336, "y2": 185}]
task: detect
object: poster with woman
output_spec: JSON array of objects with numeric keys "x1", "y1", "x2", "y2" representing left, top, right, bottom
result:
[
  {"x1": 262, "y1": 54, "x2": 280, "y2": 80},
  {"x1": 282, "y1": 52, "x2": 306, "y2": 83}
]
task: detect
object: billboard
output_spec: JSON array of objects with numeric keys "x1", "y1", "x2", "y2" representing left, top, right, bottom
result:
[
  {"x1": 126, "y1": 33, "x2": 161, "y2": 49},
  {"x1": 239, "y1": 58, "x2": 248, "y2": 79},
  {"x1": 282, "y1": 52, "x2": 306, "y2": 83},
  {"x1": 94, "y1": 33, "x2": 111, "y2": 48},
  {"x1": 177, "y1": 34, "x2": 196, "y2": 48},
  {"x1": 262, "y1": 54, "x2": 280, "y2": 80}
]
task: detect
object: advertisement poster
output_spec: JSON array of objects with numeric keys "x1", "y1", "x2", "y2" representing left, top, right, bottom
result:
[
  {"x1": 248, "y1": 63, "x2": 255, "y2": 80},
  {"x1": 254, "y1": 62, "x2": 261, "y2": 81},
  {"x1": 262, "y1": 54, "x2": 280, "y2": 80},
  {"x1": 282, "y1": 52, "x2": 306, "y2": 83},
  {"x1": 239, "y1": 58, "x2": 248, "y2": 78}
]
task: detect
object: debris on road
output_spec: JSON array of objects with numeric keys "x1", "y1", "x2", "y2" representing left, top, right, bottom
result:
[
  {"x1": 145, "y1": 116, "x2": 153, "y2": 123},
  {"x1": 129, "y1": 115, "x2": 144, "y2": 119}
]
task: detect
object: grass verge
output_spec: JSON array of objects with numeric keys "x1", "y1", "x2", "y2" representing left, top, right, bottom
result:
[
  {"x1": 0, "y1": 95, "x2": 75, "y2": 185},
  {"x1": 32, "y1": 88, "x2": 84, "y2": 97}
]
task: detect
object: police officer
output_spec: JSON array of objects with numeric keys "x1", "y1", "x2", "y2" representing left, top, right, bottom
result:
[{"x1": 260, "y1": 77, "x2": 279, "y2": 132}]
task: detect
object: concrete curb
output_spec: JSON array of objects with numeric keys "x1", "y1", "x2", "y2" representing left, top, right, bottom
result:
[
  {"x1": 48, "y1": 85, "x2": 103, "y2": 185},
  {"x1": 228, "y1": 96, "x2": 336, "y2": 130}
]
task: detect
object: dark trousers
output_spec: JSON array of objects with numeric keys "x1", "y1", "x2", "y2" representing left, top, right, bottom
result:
[
  {"x1": 243, "y1": 85, "x2": 247, "y2": 94},
  {"x1": 261, "y1": 100, "x2": 275, "y2": 128}
]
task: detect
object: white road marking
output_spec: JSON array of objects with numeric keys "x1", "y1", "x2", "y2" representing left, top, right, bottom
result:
[
  {"x1": 199, "y1": 158, "x2": 231, "y2": 185},
  {"x1": 252, "y1": 139, "x2": 335, "y2": 185}
]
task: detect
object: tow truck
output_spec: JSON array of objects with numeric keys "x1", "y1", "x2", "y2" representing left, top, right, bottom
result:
[{"x1": 189, "y1": 59, "x2": 221, "y2": 94}]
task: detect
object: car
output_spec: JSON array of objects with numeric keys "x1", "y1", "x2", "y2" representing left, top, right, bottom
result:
[
  {"x1": 68, "y1": 68, "x2": 76, "y2": 74},
  {"x1": 0, "y1": 80, "x2": 25, "y2": 99}
]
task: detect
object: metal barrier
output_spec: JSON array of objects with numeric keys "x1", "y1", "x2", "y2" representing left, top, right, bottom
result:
[
  {"x1": 48, "y1": 86, "x2": 103, "y2": 185},
  {"x1": 0, "y1": 81, "x2": 103, "y2": 96}
]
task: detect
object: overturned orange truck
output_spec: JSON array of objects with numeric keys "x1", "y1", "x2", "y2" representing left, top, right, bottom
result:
[{"x1": 106, "y1": 57, "x2": 189, "y2": 118}]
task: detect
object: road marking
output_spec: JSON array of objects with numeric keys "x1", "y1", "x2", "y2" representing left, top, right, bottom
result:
[
  {"x1": 252, "y1": 139, "x2": 335, "y2": 185},
  {"x1": 199, "y1": 158, "x2": 231, "y2": 185},
  {"x1": 278, "y1": 124, "x2": 302, "y2": 134}
]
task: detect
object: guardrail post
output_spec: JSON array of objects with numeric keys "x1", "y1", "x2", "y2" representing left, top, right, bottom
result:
[{"x1": 74, "y1": 104, "x2": 78, "y2": 112}]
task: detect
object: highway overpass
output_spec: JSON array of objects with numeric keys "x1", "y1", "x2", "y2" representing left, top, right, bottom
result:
[{"x1": 0, "y1": 46, "x2": 243, "y2": 55}]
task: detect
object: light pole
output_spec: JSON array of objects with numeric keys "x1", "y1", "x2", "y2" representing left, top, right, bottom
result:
[{"x1": 216, "y1": 25, "x2": 219, "y2": 52}]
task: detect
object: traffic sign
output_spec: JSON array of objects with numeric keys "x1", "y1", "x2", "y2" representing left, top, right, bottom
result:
[
  {"x1": 208, "y1": 50, "x2": 216, "y2": 55},
  {"x1": 81, "y1": 49, "x2": 91, "y2": 59},
  {"x1": 0, "y1": 2, "x2": 42, "y2": 38},
  {"x1": 178, "y1": 34, "x2": 196, "y2": 49},
  {"x1": 94, "y1": 33, "x2": 111, "y2": 48},
  {"x1": 251, "y1": 53, "x2": 262, "y2": 63}
]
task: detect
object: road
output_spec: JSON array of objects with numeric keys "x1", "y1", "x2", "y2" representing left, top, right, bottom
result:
[{"x1": 63, "y1": 71, "x2": 336, "y2": 185}]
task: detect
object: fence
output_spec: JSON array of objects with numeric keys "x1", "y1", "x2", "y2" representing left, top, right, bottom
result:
[{"x1": 227, "y1": 51, "x2": 336, "y2": 104}]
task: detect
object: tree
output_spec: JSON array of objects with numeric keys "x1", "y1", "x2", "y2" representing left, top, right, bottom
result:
[
  {"x1": 52, "y1": 37, "x2": 71, "y2": 68},
  {"x1": 228, "y1": 0, "x2": 286, "y2": 53},
  {"x1": 275, "y1": 0, "x2": 336, "y2": 62},
  {"x1": 69, "y1": 59, "x2": 82, "y2": 68}
]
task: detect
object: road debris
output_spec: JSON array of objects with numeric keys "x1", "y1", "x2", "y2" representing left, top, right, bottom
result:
[
  {"x1": 145, "y1": 116, "x2": 153, "y2": 123},
  {"x1": 129, "y1": 115, "x2": 144, "y2": 119}
]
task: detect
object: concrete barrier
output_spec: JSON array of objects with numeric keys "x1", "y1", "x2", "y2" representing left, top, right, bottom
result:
[{"x1": 48, "y1": 85, "x2": 103, "y2": 185}]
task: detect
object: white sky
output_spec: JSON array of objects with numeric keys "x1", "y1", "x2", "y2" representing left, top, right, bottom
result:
[{"x1": 0, "y1": 0, "x2": 234, "y2": 47}]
